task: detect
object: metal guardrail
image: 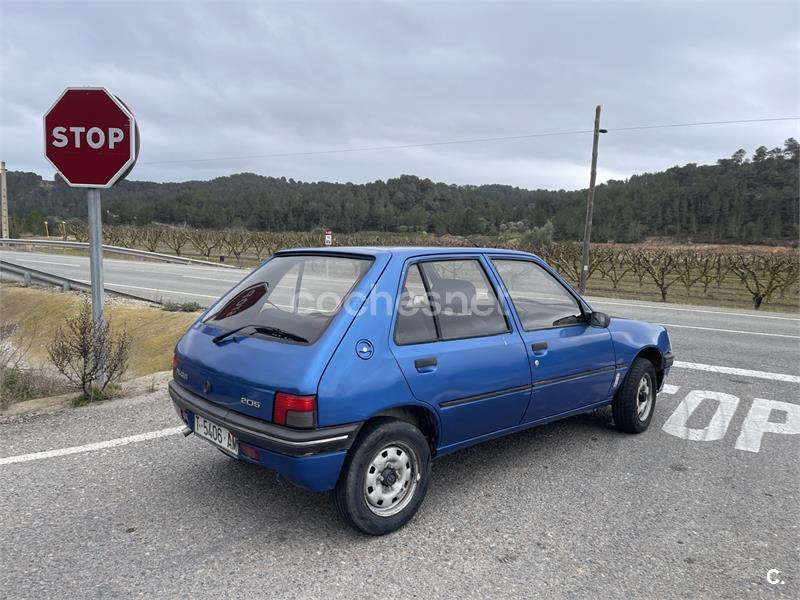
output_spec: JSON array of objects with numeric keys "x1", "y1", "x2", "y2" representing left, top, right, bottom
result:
[
  {"x1": 0, "y1": 238, "x2": 238, "y2": 269},
  {"x1": 0, "y1": 259, "x2": 162, "y2": 304}
]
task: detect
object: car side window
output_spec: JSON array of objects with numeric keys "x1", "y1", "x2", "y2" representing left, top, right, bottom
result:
[
  {"x1": 492, "y1": 259, "x2": 583, "y2": 330},
  {"x1": 419, "y1": 259, "x2": 509, "y2": 340},
  {"x1": 394, "y1": 264, "x2": 438, "y2": 345}
]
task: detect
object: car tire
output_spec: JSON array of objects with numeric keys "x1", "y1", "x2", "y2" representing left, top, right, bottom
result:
[
  {"x1": 334, "y1": 418, "x2": 431, "y2": 535},
  {"x1": 612, "y1": 357, "x2": 658, "y2": 433}
]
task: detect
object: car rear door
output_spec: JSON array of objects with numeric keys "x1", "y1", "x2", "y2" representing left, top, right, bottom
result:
[
  {"x1": 489, "y1": 257, "x2": 616, "y2": 423},
  {"x1": 390, "y1": 256, "x2": 531, "y2": 448}
]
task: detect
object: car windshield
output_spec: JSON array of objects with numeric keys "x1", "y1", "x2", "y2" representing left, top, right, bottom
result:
[{"x1": 203, "y1": 254, "x2": 374, "y2": 343}]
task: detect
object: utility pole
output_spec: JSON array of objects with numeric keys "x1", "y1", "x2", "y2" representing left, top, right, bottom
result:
[
  {"x1": 579, "y1": 105, "x2": 602, "y2": 295},
  {"x1": 0, "y1": 161, "x2": 9, "y2": 239}
]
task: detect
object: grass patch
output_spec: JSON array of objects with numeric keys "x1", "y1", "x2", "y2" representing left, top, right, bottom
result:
[
  {"x1": 583, "y1": 270, "x2": 798, "y2": 313},
  {"x1": 71, "y1": 383, "x2": 123, "y2": 407},
  {"x1": 161, "y1": 300, "x2": 203, "y2": 312},
  {"x1": 0, "y1": 285, "x2": 198, "y2": 379},
  {"x1": 0, "y1": 366, "x2": 68, "y2": 409}
]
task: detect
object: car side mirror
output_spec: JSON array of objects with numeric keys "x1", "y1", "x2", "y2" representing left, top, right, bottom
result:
[{"x1": 589, "y1": 311, "x2": 610, "y2": 328}]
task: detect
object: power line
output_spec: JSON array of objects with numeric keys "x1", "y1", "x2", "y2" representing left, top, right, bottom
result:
[
  {"x1": 141, "y1": 128, "x2": 595, "y2": 165},
  {"x1": 608, "y1": 117, "x2": 800, "y2": 133},
  {"x1": 141, "y1": 116, "x2": 800, "y2": 166}
]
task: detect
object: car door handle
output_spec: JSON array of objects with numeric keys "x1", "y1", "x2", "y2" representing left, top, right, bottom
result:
[
  {"x1": 414, "y1": 357, "x2": 437, "y2": 371},
  {"x1": 532, "y1": 342, "x2": 548, "y2": 352}
]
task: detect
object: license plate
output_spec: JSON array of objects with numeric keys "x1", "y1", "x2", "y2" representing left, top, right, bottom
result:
[{"x1": 194, "y1": 414, "x2": 238, "y2": 456}]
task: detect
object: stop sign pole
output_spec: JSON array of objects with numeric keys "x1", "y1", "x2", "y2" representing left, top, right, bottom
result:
[
  {"x1": 87, "y1": 188, "x2": 103, "y2": 338},
  {"x1": 44, "y1": 88, "x2": 139, "y2": 377}
]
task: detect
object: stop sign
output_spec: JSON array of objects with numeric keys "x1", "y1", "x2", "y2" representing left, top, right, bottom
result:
[{"x1": 43, "y1": 87, "x2": 138, "y2": 188}]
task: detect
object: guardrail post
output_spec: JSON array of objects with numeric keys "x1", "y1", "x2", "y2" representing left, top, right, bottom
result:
[
  {"x1": 23, "y1": 269, "x2": 31, "y2": 286},
  {"x1": 63, "y1": 280, "x2": 71, "y2": 292}
]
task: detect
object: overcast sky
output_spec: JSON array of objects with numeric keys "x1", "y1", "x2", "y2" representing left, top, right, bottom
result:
[{"x1": 1, "y1": 0, "x2": 798, "y2": 190}]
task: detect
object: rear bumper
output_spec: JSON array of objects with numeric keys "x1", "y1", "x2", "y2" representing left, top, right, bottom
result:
[{"x1": 168, "y1": 379, "x2": 362, "y2": 458}]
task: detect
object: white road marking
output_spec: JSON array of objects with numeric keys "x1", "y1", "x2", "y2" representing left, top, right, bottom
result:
[
  {"x1": 102, "y1": 261, "x2": 245, "y2": 274},
  {"x1": 3, "y1": 258, "x2": 82, "y2": 267},
  {"x1": 662, "y1": 390, "x2": 740, "y2": 442},
  {"x1": 181, "y1": 275, "x2": 241, "y2": 283},
  {"x1": 0, "y1": 427, "x2": 183, "y2": 466},
  {"x1": 734, "y1": 398, "x2": 800, "y2": 453},
  {"x1": 0, "y1": 251, "x2": 245, "y2": 275},
  {"x1": 73, "y1": 279, "x2": 219, "y2": 299},
  {"x1": 661, "y1": 322, "x2": 799, "y2": 339},
  {"x1": 674, "y1": 361, "x2": 800, "y2": 384},
  {"x1": 661, "y1": 384, "x2": 680, "y2": 394},
  {"x1": 591, "y1": 299, "x2": 800, "y2": 322}
]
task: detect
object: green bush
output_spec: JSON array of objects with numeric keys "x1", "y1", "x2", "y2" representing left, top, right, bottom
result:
[
  {"x1": 161, "y1": 300, "x2": 203, "y2": 312},
  {"x1": 0, "y1": 366, "x2": 67, "y2": 408}
]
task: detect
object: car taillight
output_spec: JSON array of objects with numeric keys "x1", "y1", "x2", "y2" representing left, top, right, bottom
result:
[
  {"x1": 172, "y1": 353, "x2": 178, "y2": 378},
  {"x1": 273, "y1": 392, "x2": 316, "y2": 429}
]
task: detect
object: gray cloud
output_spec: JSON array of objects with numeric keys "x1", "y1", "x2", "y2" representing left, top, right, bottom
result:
[{"x1": 1, "y1": 0, "x2": 798, "y2": 190}]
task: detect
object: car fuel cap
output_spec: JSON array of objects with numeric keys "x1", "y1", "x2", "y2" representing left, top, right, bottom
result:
[{"x1": 356, "y1": 339, "x2": 374, "y2": 360}]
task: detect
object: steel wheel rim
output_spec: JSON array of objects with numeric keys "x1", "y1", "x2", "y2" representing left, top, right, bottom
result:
[
  {"x1": 364, "y1": 442, "x2": 420, "y2": 517},
  {"x1": 636, "y1": 373, "x2": 653, "y2": 421}
]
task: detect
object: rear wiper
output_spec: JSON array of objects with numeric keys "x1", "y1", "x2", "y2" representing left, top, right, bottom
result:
[{"x1": 212, "y1": 324, "x2": 308, "y2": 345}]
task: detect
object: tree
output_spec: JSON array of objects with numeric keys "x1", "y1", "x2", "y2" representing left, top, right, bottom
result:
[
  {"x1": 4, "y1": 141, "x2": 798, "y2": 244},
  {"x1": 597, "y1": 249, "x2": 633, "y2": 290},
  {"x1": 731, "y1": 254, "x2": 797, "y2": 309},
  {"x1": 677, "y1": 253, "x2": 705, "y2": 296},
  {"x1": 752, "y1": 146, "x2": 768, "y2": 162},
  {"x1": 520, "y1": 221, "x2": 555, "y2": 248},
  {"x1": 188, "y1": 229, "x2": 220, "y2": 259},
  {"x1": 162, "y1": 227, "x2": 190, "y2": 256},
  {"x1": 248, "y1": 231, "x2": 278, "y2": 261},
  {"x1": 67, "y1": 220, "x2": 89, "y2": 242},
  {"x1": 140, "y1": 226, "x2": 164, "y2": 252},
  {"x1": 222, "y1": 229, "x2": 251, "y2": 263},
  {"x1": 639, "y1": 250, "x2": 681, "y2": 302},
  {"x1": 103, "y1": 225, "x2": 127, "y2": 247}
]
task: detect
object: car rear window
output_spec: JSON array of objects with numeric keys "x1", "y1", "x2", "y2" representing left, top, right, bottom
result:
[
  {"x1": 203, "y1": 254, "x2": 374, "y2": 343},
  {"x1": 394, "y1": 258, "x2": 509, "y2": 345},
  {"x1": 394, "y1": 264, "x2": 438, "y2": 345}
]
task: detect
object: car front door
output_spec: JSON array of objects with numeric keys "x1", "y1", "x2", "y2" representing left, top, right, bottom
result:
[
  {"x1": 490, "y1": 257, "x2": 616, "y2": 423},
  {"x1": 390, "y1": 257, "x2": 531, "y2": 448}
]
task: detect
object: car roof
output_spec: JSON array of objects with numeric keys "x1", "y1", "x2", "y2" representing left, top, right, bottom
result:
[{"x1": 275, "y1": 246, "x2": 539, "y2": 260}]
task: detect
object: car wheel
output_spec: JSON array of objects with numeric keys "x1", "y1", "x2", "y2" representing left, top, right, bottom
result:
[
  {"x1": 612, "y1": 357, "x2": 657, "y2": 433},
  {"x1": 334, "y1": 418, "x2": 431, "y2": 535}
]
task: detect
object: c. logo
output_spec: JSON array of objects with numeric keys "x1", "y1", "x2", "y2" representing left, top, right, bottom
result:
[{"x1": 766, "y1": 569, "x2": 784, "y2": 585}]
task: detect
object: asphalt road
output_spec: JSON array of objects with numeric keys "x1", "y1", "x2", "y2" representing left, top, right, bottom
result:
[
  {"x1": 1, "y1": 249, "x2": 799, "y2": 599},
  {"x1": 0, "y1": 249, "x2": 244, "y2": 305}
]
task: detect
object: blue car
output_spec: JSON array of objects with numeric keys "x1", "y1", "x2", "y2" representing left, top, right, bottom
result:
[{"x1": 170, "y1": 247, "x2": 673, "y2": 534}]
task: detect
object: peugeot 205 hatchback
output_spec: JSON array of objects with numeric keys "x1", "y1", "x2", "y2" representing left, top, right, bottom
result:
[{"x1": 170, "y1": 247, "x2": 673, "y2": 535}]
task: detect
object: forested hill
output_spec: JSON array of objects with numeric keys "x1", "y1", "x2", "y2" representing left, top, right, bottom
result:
[{"x1": 8, "y1": 139, "x2": 799, "y2": 244}]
